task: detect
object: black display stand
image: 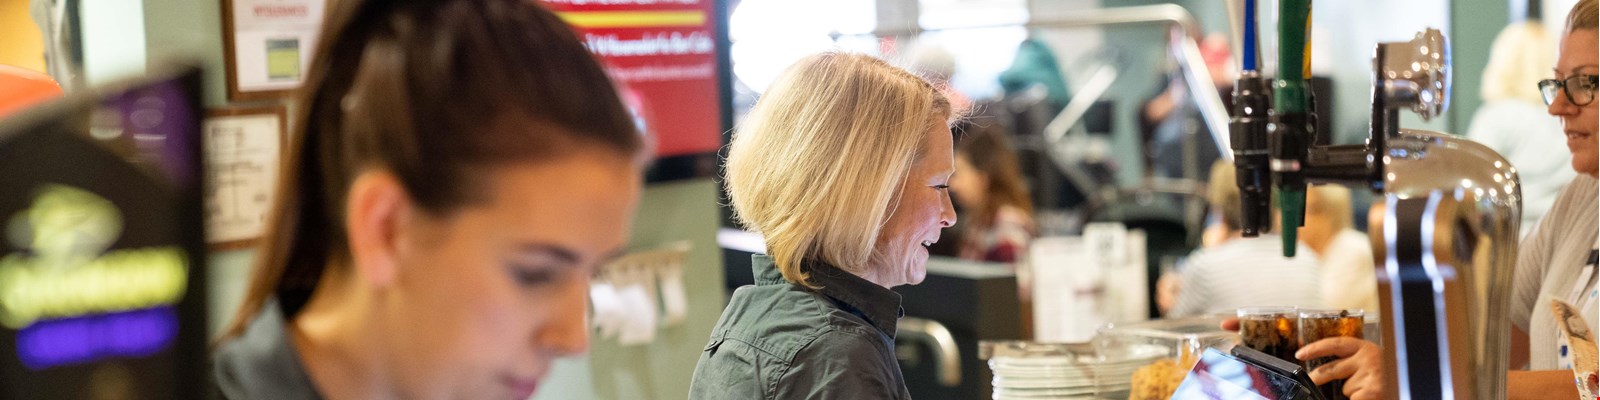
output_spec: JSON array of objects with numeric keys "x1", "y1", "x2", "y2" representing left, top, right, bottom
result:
[{"x1": 0, "y1": 65, "x2": 210, "y2": 400}]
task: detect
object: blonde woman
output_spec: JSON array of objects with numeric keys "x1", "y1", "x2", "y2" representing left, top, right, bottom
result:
[
  {"x1": 1301, "y1": 185, "x2": 1378, "y2": 313},
  {"x1": 688, "y1": 52, "x2": 956, "y2": 399},
  {"x1": 950, "y1": 127, "x2": 1035, "y2": 264},
  {"x1": 1467, "y1": 21, "x2": 1574, "y2": 236}
]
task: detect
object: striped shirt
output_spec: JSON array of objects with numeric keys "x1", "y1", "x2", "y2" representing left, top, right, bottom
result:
[
  {"x1": 1169, "y1": 233, "x2": 1324, "y2": 317},
  {"x1": 1510, "y1": 175, "x2": 1599, "y2": 370},
  {"x1": 1317, "y1": 229, "x2": 1380, "y2": 314}
]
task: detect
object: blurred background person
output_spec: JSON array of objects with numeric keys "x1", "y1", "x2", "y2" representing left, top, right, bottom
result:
[
  {"x1": 998, "y1": 37, "x2": 1072, "y2": 118},
  {"x1": 1162, "y1": 161, "x2": 1322, "y2": 317},
  {"x1": 994, "y1": 37, "x2": 1091, "y2": 215},
  {"x1": 1467, "y1": 20, "x2": 1575, "y2": 237},
  {"x1": 950, "y1": 122, "x2": 1037, "y2": 336},
  {"x1": 1302, "y1": 185, "x2": 1379, "y2": 313},
  {"x1": 1138, "y1": 32, "x2": 1234, "y2": 181},
  {"x1": 951, "y1": 127, "x2": 1036, "y2": 264}
]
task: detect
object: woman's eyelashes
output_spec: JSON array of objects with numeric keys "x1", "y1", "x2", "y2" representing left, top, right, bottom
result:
[
  {"x1": 505, "y1": 245, "x2": 583, "y2": 287},
  {"x1": 933, "y1": 184, "x2": 950, "y2": 191},
  {"x1": 507, "y1": 264, "x2": 562, "y2": 287}
]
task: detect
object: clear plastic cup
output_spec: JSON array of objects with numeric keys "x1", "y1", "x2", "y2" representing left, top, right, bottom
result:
[
  {"x1": 1298, "y1": 309, "x2": 1365, "y2": 400},
  {"x1": 1236, "y1": 306, "x2": 1299, "y2": 363}
]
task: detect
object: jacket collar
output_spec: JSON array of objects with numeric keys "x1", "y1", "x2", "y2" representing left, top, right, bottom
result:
[{"x1": 751, "y1": 254, "x2": 904, "y2": 338}]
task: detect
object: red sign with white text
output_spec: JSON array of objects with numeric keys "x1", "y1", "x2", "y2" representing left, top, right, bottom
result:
[{"x1": 543, "y1": 0, "x2": 722, "y2": 158}]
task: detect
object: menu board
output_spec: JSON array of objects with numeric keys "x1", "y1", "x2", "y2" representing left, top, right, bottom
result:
[
  {"x1": 543, "y1": 0, "x2": 724, "y2": 160},
  {"x1": 0, "y1": 68, "x2": 209, "y2": 399}
]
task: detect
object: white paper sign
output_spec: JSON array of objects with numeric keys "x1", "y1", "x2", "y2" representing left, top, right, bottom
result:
[
  {"x1": 1102, "y1": 229, "x2": 1147, "y2": 324},
  {"x1": 589, "y1": 282, "x2": 625, "y2": 339},
  {"x1": 1028, "y1": 236, "x2": 1101, "y2": 342},
  {"x1": 202, "y1": 112, "x2": 281, "y2": 244},
  {"x1": 659, "y1": 263, "x2": 689, "y2": 326},
  {"x1": 1083, "y1": 222, "x2": 1127, "y2": 268}
]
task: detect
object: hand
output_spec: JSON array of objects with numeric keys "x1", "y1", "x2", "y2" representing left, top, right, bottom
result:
[
  {"x1": 1155, "y1": 273, "x2": 1181, "y2": 314},
  {"x1": 1298, "y1": 337, "x2": 1386, "y2": 400},
  {"x1": 1220, "y1": 317, "x2": 1239, "y2": 331}
]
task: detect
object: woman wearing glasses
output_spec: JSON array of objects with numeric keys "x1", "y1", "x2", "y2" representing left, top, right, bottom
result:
[
  {"x1": 1283, "y1": 1, "x2": 1598, "y2": 398},
  {"x1": 1507, "y1": 0, "x2": 1599, "y2": 390}
]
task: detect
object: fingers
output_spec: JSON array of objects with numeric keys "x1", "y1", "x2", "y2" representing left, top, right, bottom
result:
[
  {"x1": 1344, "y1": 370, "x2": 1387, "y2": 400},
  {"x1": 1302, "y1": 338, "x2": 1386, "y2": 394},
  {"x1": 1296, "y1": 337, "x2": 1367, "y2": 360},
  {"x1": 1347, "y1": 386, "x2": 1384, "y2": 400},
  {"x1": 1308, "y1": 358, "x2": 1358, "y2": 384}
]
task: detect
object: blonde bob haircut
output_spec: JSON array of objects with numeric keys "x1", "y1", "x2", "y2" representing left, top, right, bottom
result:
[
  {"x1": 1480, "y1": 22, "x2": 1554, "y2": 104},
  {"x1": 726, "y1": 52, "x2": 951, "y2": 287}
]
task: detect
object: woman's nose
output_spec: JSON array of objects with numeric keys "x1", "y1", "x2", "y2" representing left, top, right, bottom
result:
[
  {"x1": 537, "y1": 282, "x2": 591, "y2": 357},
  {"x1": 1549, "y1": 87, "x2": 1580, "y2": 116},
  {"x1": 939, "y1": 193, "x2": 957, "y2": 228}
]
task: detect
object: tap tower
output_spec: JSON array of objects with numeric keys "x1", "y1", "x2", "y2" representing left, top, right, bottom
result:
[{"x1": 1227, "y1": 1, "x2": 1520, "y2": 398}]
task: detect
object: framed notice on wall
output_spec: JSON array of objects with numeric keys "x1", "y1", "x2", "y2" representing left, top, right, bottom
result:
[
  {"x1": 221, "y1": 0, "x2": 326, "y2": 101},
  {"x1": 202, "y1": 107, "x2": 287, "y2": 249}
]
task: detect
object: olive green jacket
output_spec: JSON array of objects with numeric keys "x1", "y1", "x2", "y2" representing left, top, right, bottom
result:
[{"x1": 688, "y1": 255, "x2": 911, "y2": 399}]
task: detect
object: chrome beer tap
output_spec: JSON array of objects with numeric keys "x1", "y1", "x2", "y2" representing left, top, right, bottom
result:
[{"x1": 1227, "y1": 0, "x2": 1519, "y2": 398}]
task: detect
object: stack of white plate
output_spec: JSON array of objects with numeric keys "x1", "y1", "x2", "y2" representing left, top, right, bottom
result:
[{"x1": 987, "y1": 344, "x2": 1167, "y2": 400}]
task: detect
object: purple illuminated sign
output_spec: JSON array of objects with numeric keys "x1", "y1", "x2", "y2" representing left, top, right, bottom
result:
[{"x1": 16, "y1": 307, "x2": 179, "y2": 370}]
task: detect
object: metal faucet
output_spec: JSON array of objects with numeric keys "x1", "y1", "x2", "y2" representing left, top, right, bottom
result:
[
  {"x1": 897, "y1": 317, "x2": 962, "y2": 387},
  {"x1": 1228, "y1": 0, "x2": 1519, "y2": 398}
]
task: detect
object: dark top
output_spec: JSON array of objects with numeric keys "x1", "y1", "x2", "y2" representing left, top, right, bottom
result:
[
  {"x1": 688, "y1": 255, "x2": 910, "y2": 400},
  {"x1": 212, "y1": 299, "x2": 324, "y2": 400}
]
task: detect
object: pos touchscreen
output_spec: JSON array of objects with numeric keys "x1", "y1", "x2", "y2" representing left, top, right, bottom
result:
[{"x1": 1168, "y1": 346, "x2": 1323, "y2": 400}]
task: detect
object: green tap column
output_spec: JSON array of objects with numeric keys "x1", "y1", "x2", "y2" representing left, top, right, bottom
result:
[
  {"x1": 1274, "y1": 0, "x2": 1312, "y2": 257},
  {"x1": 1275, "y1": 0, "x2": 1310, "y2": 112}
]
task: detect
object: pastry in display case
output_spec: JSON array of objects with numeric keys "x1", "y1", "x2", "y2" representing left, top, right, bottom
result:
[{"x1": 1094, "y1": 316, "x2": 1238, "y2": 400}]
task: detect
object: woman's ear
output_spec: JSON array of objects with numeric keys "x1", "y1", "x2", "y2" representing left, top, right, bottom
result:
[{"x1": 344, "y1": 170, "x2": 411, "y2": 288}]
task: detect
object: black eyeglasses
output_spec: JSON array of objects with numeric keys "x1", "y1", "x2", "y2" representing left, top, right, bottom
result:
[{"x1": 1538, "y1": 74, "x2": 1599, "y2": 106}]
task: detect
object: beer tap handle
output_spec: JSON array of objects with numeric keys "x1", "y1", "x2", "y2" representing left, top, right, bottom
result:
[
  {"x1": 1271, "y1": 0, "x2": 1313, "y2": 257},
  {"x1": 1230, "y1": 0, "x2": 1273, "y2": 237}
]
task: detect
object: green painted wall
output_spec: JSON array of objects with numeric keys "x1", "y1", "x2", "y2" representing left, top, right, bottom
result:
[
  {"x1": 142, "y1": 0, "x2": 229, "y2": 108},
  {"x1": 1449, "y1": 0, "x2": 1512, "y2": 135},
  {"x1": 140, "y1": 0, "x2": 256, "y2": 338}
]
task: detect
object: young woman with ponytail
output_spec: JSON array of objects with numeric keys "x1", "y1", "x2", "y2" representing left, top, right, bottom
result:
[{"x1": 211, "y1": 1, "x2": 645, "y2": 398}]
